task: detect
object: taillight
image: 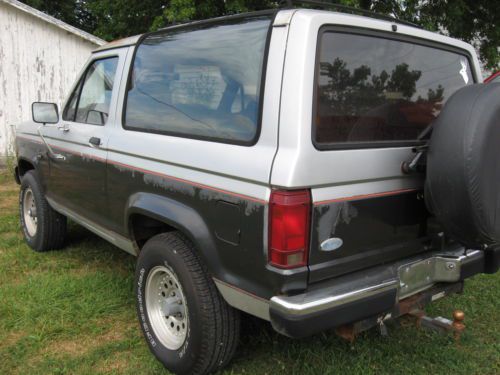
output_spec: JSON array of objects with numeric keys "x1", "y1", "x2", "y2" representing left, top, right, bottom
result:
[{"x1": 268, "y1": 189, "x2": 311, "y2": 269}]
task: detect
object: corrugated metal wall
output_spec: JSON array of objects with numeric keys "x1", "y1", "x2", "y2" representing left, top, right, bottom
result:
[{"x1": 0, "y1": 1, "x2": 100, "y2": 157}]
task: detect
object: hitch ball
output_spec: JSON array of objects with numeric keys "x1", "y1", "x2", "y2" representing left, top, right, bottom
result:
[
  {"x1": 452, "y1": 310, "x2": 465, "y2": 340},
  {"x1": 453, "y1": 310, "x2": 465, "y2": 322}
]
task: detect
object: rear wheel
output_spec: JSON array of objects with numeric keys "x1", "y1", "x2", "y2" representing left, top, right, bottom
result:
[
  {"x1": 135, "y1": 232, "x2": 240, "y2": 375},
  {"x1": 19, "y1": 170, "x2": 67, "y2": 251}
]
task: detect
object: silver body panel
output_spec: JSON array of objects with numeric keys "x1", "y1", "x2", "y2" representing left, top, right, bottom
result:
[
  {"x1": 214, "y1": 278, "x2": 270, "y2": 320},
  {"x1": 270, "y1": 10, "x2": 482, "y2": 204}
]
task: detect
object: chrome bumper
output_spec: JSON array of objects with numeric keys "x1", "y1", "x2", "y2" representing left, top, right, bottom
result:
[{"x1": 269, "y1": 246, "x2": 484, "y2": 337}]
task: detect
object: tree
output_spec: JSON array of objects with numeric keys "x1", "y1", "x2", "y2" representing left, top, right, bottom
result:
[
  {"x1": 363, "y1": 0, "x2": 499, "y2": 70},
  {"x1": 21, "y1": 0, "x2": 96, "y2": 33},
  {"x1": 85, "y1": 0, "x2": 168, "y2": 41},
  {"x1": 20, "y1": 0, "x2": 499, "y2": 69},
  {"x1": 129, "y1": 0, "x2": 500, "y2": 70}
]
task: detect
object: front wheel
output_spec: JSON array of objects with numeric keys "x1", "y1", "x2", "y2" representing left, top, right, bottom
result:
[
  {"x1": 135, "y1": 232, "x2": 240, "y2": 375},
  {"x1": 19, "y1": 170, "x2": 67, "y2": 251}
]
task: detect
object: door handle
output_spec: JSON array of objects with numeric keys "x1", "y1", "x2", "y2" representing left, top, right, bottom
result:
[{"x1": 89, "y1": 137, "x2": 101, "y2": 148}]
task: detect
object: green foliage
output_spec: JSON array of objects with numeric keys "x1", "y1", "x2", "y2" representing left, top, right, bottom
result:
[
  {"x1": 366, "y1": 0, "x2": 499, "y2": 70},
  {"x1": 19, "y1": 0, "x2": 499, "y2": 69},
  {"x1": 22, "y1": 0, "x2": 96, "y2": 34},
  {"x1": 85, "y1": 0, "x2": 168, "y2": 41},
  {"x1": 150, "y1": 0, "x2": 274, "y2": 29}
]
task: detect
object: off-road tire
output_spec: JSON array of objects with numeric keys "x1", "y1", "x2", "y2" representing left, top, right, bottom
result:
[
  {"x1": 19, "y1": 170, "x2": 67, "y2": 252},
  {"x1": 135, "y1": 232, "x2": 240, "y2": 375}
]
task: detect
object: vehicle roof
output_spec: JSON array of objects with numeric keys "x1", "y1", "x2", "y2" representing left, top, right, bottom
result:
[
  {"x1": 93, "y1": 7, "x2": 477, "y2": 64},
  {"x1": 93, "y1": 34, "x2": 141, "y2": 52}
]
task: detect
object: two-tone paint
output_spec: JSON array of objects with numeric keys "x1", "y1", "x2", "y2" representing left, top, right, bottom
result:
[
  {"x1": 15, "y1": 11, "x2": 304, "y2": 320},
  {"x1": 270, "y1": 9, "x2": 482, "y2": 289},
  {"x1": 15, "y1": 9, "x2": 484, "y2": 322}
]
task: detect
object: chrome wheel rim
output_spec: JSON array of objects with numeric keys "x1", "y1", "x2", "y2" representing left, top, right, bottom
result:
[
  {"x1": 145, "y1": 265, "x2": 188, "y2": 350},
  {"x1": 23, "y1": 188, "x2": 37, "y2": 237}
]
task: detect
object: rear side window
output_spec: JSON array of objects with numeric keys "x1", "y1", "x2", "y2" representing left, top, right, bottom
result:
[
  {"x1": 314, "y1": 30, "x2": 474, "y2": 149},
  {"x1": 124, "y1": 16, "x2": 272, "y2": 144}
]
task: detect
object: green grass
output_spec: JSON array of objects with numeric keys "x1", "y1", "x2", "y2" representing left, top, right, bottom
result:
[{"x1": 0, "y1": 171, "x2": 499, "y2": 375}]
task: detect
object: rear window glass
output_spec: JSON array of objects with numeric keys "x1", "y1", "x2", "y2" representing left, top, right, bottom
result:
[
  {"x1": 124, "y1": 16, "x2": 271, "y2": 144},
  {"x1": 314, "y1": 31, "x2": 474, "y2": 148}
]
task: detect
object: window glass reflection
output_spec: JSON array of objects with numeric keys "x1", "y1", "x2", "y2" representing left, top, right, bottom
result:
[
  {"x1": 315, "y1": 32, "x2": 474, "y2": 147},
  {"x1": 125, "y1": 16, "x2": 271, "y2": 143}
]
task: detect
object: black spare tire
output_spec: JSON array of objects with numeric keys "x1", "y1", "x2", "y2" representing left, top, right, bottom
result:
[{"x1": 425, "y1": 83, "x2": 500, "y2": 249}]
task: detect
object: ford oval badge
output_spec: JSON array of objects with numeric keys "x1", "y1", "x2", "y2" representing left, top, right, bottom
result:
[{"x1": 320, "y1": 237, "x2": 343, "y2": 252}]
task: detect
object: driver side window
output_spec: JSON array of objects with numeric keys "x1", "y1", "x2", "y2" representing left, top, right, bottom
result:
[{"x1": 63, "y1": 57, "x2": 118, "y2": 125}]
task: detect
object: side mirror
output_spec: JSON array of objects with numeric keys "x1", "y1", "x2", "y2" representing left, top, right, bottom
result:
[
  {"x1": 86, "y1": 109, "x2": 108, "y2": 126},
  {"x1": 32, "y1": 102, "x2": 59, "y2": 124}
]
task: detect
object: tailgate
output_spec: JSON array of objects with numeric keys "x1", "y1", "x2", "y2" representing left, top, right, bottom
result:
[{"x1": 308, "y1": 187, "x2": 436, "y2": 283}]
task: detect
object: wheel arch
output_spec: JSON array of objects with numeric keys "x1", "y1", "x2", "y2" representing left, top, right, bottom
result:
[
  {"x1": 126, "y1": 192, "x2": 221, "y2": 277},
  {"x1": 15, "y1": 157, "x2": 36, "y2": 184}
]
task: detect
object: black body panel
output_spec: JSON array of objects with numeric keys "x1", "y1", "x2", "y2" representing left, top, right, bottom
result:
[
  {"x1": 48, "y1": 148, "x2": 108, "y2": 226},
  {"x1": 310, "y1": 190, "x2": 438, "y2": 283},
  {"x1": 106, "y1": 162, "x2": 307, "y2": 298},
  {"x1": 15, "y1": 136, "x2": 308, "y2": 300},
  {"x1": 16, "y1": 137, "x2": 49, "y2": 190}
]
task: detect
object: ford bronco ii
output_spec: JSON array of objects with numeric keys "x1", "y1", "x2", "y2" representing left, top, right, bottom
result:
[{"x1": 14, "y1": 3, "x2": 500, "y2": 375}]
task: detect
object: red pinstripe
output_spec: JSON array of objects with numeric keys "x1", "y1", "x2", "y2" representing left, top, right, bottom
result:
[
  {"x1": 314, "y1": 188, "x2": 418, "y2": 206},
  {"x1": 17, "y1": 135, "x2": 416, "y2": 206},
  {"x1": 16, "y1": 135, "x2": 267, "y2": 204}
]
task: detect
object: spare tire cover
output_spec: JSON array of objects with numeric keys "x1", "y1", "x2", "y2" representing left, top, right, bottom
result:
[{"x1": 425, "y1": 83, "x2": 500, "y2": 249}]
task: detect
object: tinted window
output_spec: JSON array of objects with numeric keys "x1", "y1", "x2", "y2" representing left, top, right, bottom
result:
[
  {"x1": 124, "y1": 16, "x2": 271, "y2": 144},
  {"x1": 63, "y1": 57, "x2": 118, "y2": 125},
  {"x1": 314, "y1": 31, "x2": 474, "y2": 148}
]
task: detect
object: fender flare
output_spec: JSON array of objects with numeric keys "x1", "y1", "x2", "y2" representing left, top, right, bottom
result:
[
  {"x1": 125, "y1": 192, "x2": 221, "y2": 277},
  {"x1": 16, "y1": 156, "x2": 40, "y2": 184}
]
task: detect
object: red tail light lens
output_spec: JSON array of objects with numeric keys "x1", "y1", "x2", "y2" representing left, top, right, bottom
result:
[{"x1": 269, "y1": 189, "x2": 311, "y2": 269}]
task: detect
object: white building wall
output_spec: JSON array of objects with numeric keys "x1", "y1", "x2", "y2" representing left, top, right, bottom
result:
[{"x1": 0, "y1": 1, "x2": 102, "y2": 157}]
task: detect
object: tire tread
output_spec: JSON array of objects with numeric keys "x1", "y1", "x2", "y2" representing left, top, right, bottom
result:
[{"x1": 145, "y1": 232, "x2": 240, "y2": 375}]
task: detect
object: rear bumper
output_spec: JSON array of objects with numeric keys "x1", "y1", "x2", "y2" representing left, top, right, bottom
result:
[{"x1": 270, "y1": 245, "x2": 496, "y2": 338}]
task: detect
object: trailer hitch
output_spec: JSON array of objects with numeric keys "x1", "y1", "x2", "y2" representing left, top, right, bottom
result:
[
  {"x1": 334, "y1": 284, "x2": 466, "y2": 343},
  {"x1": 409, "y1": 309, "x2": 466, "y2": 340}
]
